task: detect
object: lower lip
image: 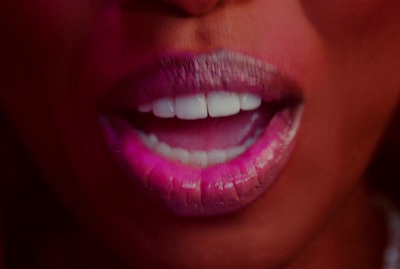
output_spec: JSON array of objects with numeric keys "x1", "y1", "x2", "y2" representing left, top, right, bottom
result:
[{"x1": 100, "y1": 105, "x2": 303, "y2": 216}]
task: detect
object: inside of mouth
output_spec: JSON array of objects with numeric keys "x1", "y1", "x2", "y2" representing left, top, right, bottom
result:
[
  {"x1": 117, "y1": 102, "x2": 284, "y2": 167},
  {"x1": 126, "y1": 102, "x2": 278, "y2": 148}
]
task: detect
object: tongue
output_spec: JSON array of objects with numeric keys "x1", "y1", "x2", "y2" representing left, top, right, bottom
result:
[{"x1": 131, "y1": 104, "x2": 276, "y2": 150}]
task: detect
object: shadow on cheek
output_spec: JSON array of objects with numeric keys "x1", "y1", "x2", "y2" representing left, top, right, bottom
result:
[{"x1": 367, "y1": 101, "x2": 400, "y2": 205}]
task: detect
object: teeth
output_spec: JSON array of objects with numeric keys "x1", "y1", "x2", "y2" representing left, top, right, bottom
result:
[
  {"x1": 175, "y1": 94, "x2": 208, "y2": 120},
  {"x1": 170, "y1": 148, "x2": 189, "y2": 165},
  {"x1": 189, "y1": 151, "x2": 208, "y2": 167},
  {"x1": 138, "y1": 132, "x2": 158, "y2": 149},
  {"x1": 225, "y1": 146, "x2": 245, "y2": 161},
  {"x1": 147, "y1": 134, "x2": 158, "y2": 148},
  {"x1": 207, "y1": 92, "x2": 240, "y2": 117},
  {"x1": 239, "y1": 93, "x2": 262, "y2": 111},
  {"x1": 243, "y1": 137, "x2": 256, "y2": 148},
  {"x1": 152, "y1": 98, "x2": 175, "y2": 118},
  {"x1": 137, "y1": 131, "x2": 262, "y2": 167},
  {"x1": 154, "y1": 142, "x2": 171, "y2": 157},
  {"x1": 207, "y1": 150, "x2": 226, "y2": 166},
  {"x1": 137, "y1": 92, "x2": 262, "y2": 119}
]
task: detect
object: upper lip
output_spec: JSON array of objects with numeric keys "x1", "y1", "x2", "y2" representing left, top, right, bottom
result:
[{"x1": 100, "y1": 49, "x2": 302, "y2": 112}]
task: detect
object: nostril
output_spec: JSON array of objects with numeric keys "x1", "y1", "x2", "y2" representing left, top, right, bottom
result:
[{"x1": 164, "y1": 0, "x2": 221, "y2": 16}]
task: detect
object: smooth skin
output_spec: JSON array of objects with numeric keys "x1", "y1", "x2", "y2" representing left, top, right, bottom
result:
[{"x1": 1, "y1": 0, "x2": 400, "y2": 268}]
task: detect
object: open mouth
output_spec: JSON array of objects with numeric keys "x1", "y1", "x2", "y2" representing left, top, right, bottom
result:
[
  {"x1": 126, "y1": 92, "x2": 281, "y2": 167},
  {"x1": 99, "y1": 50, "x2": 303, "y2": 216}
]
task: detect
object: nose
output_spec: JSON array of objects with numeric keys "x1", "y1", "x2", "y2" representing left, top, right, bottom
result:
[{"x1": 163, "y1": 0, "x2": 222, "y2": 15}]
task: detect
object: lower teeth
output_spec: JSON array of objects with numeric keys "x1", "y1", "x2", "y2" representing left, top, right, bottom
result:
[{"x1": 136, "y1": 129, "x2": 263, "y2": 167}]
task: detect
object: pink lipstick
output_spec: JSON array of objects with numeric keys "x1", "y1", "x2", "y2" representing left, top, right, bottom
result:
[{"x1": 99, "y1": 50, "x2": 303, "y2": 216}]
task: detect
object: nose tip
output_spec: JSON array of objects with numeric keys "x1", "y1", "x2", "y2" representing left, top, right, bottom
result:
[{"x1": 164, "y1": 0, "x2": 221, "y2": 15}]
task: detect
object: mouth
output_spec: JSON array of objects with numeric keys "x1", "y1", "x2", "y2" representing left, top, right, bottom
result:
[{"x1": 99, "y1": 50, "x2": 303, "y2": 216}]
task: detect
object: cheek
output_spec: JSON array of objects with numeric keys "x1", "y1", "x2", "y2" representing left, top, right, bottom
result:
[
  {"x1": 301, "y1": 0, "x2": 400, "y2": 39},
  {"x1": 0, "y1": 0, "x2": 101, "y2": 132},
  {"x1": 0, "y1": 1, "x2": 102, "y2": 198},
  {"x1": 327, "y1": 5, "x2": 400, "y2": 148},
  {"x1": 0, "y1": 0, "x2": 97, "y2": 59},
  {"x1": 301, "y1": 0, "x2": 400, "y2": 159},
  {"x1": 268, "y1": 0, "x2": 400, "y2": 255}
]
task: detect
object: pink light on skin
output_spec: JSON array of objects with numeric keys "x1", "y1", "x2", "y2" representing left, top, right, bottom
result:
[{"x1": 1, "y1": 0, "x2": 400, "y2": 268}]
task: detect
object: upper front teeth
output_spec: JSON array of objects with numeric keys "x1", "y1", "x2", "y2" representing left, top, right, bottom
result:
[
  {"x1": 138, "y1": 92, "x2": 262, "y2": 119},
  {"x1": 152, "y1": 97, "x2": 175, "y2": 118},
  {"x1": 207, "y1": 92, "x2": 240, "y2": 117},
  {"x1": 175, "y1": 94, "x2": 208, "y2": 120}
]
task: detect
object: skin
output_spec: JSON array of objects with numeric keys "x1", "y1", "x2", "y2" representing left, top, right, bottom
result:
[{"x1": 1, "y1": 0, "x2": 400, "y2": 268}]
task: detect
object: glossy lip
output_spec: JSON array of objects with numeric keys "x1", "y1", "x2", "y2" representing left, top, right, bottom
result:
[{"x1": 99, "y1": 50, "x2": 303, "y2": 216}]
